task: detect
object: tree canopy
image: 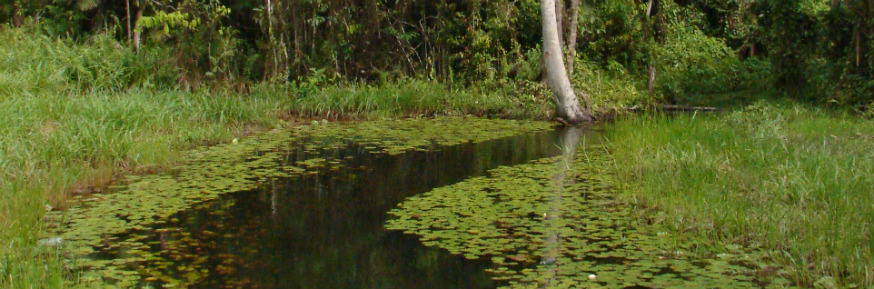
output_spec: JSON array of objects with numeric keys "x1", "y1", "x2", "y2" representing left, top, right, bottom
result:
[{"x1": 1, "y1": 0, "x2": 871, "y2": 107}]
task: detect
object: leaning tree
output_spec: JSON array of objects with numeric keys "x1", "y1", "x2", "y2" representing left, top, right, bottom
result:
[{"x1": 541, "y1": 0, "x2": 593, "y2": 124}]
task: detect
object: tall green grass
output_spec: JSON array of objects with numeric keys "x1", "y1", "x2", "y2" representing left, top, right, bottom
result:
[
  {"x1": 0, "y1": 25, "x2": 559, "y2": 288},
  {"x1": 607, "y1": 101, "x2": 874, "y2": 287},
  {"x1": 287, "y1": 79, "x2": 552, "y2": 120},
  {"x1": 0, "y1": 84, "x2": 297, "y2": 289}
]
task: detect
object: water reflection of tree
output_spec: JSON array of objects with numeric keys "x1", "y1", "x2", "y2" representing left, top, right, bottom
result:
[
  {"x1": 542, "y1": 126, "x2": 584, "y2": 288},
  {"x1": 138, "y1": 132, "x2": 561, "y2": 289}
]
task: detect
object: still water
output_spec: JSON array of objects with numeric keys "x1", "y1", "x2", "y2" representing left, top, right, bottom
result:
[
  {"x1": 59, "y1": 120, "x2": 778, "y2": 289},
  {"x1": 134, "y1": 129, "x2": 566, "y2": 288}
]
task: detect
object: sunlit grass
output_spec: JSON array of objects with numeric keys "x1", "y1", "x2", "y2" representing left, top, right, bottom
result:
[
  {"x1": 0, "y1": 88, "x2": 296, "y2": 287},
  {"x1": 606, "y1": 100, "x2": 874, "y2": 287},
  {"x1": 285, "y1": 78, "x2": 552, "y2": 120},
  {"x1": 0, "y1": 26, "x2": 555, "y2": 288}
]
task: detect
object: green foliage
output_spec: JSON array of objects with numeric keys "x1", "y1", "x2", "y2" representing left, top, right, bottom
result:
[
  {"x1": 1, "y1": 0, "x2": 871, "y2": 106},
  {"x1": 138, "y1": 10, "x2": 198, "y2": 32},
  {"x1": 653, "y1": 21, "x2": 771, "y2": 102},
  {"x1": 287, "y1": 77, "x2": 552, "y2": 120},
  {"x1": 26, "y1": 0, "x2": 89, "y2": 37},
  {"x1": 819, "y1": 0, "x2": 874, "y2": 106},
  {"x1": 578, "y1": 0, "x2": 647, "y2": 68},
  {"x1": 744, "y1": 0, "x2": 873, "y2": 105},
  {"x1": 673, "y1": 0, "x2": 872, "y2": 105},
  {"x1": 3, "y1": 1, "x2": 874, "y2": 287},
  {"x1": 572, "y1": 59, "x2": 650, "y2": 108},
  {"x1": 0, "y1": 26, "x2": 179, "y2": 93},
  {"x1": 755, "y1": 0, "x2": 821, "y2": 89},
  {"x1": 607, "y1": 101, "x2": 874, "y2": 287},
  {"x1": 0, "y1": 26, "x2": 564, "y2": 288},
  {"x1": 136, "y1": 0, "x2": 238, "y2": 86}
]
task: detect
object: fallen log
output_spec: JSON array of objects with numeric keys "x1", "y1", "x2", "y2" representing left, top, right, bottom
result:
[
  {"x1": 588, "y1": 104, "x2": 720, "y2": 123},
  {"x1": 659, "y1": 104, "x2": 721, "y2": 112}
]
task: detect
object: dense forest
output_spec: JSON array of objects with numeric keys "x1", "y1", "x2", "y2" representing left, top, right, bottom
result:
[
  {"x1": 1, "y1": 0, "x2": 872, "y2": 109},
  {"x1": 2, "y1": 1, "x2": 874, "y2": 289}
]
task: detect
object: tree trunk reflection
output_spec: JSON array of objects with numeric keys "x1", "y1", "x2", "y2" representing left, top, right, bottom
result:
[{"x1": 541, "y1": 126, "x2": 584, "y2": 287}]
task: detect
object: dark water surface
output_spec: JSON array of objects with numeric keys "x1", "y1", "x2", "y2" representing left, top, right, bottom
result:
[{"x1": 139, "y1": 129, "x2": 567, "y2": 289}]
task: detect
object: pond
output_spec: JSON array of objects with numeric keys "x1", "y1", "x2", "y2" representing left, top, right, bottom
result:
[{"x1": 45, "y1": 118, "x2": 791, "y2": 289}]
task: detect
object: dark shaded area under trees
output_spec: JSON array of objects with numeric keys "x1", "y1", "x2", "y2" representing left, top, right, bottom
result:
[{"x1": 1, "y1": 0, "x2": 872, "y2": 110}]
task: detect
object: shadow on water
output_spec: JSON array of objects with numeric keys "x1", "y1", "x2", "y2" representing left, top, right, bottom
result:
[{"x1": 130, "y1": 129, "x2": 578, "y2": 289}]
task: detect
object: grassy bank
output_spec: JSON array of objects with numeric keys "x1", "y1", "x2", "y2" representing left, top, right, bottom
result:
[
  {"x1": 1, "y1": 86, "x2": 552, "y2": 288},
  {"x1": 606, "y1": 101, "x2": 874, "y2": 287},
  {"x1": 0, "y1": 27, "x2": 556, "y2": 288},
  {"x1": 0, "y1": 89, "x2": 294, "y2": 287}
]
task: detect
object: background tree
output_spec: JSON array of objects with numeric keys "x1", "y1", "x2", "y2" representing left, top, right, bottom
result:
[
  {"x1": 542, "y1": 0, "x2": 593, "y2": 124},
  {"x1": 644, "y1": 0, "x2": 664, "y2": 96},
  {"x1": 1, "y1": 0, "x2": 869, "y2": 108}
]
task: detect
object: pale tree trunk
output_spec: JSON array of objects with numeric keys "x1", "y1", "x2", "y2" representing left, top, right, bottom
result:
[
  {"x1": 555, "y1": 0, "x2": 564, "y2": 48},
  {"x1": 132, "y1": 4, "x2": 145, "y2": 52},
  {"x1": 542, "y1": 0, "x2": 593, "y2": 124},
  {"x1": 645, "y1": 0, "x2": 659, "y2": 97},
  {"x1": 12, "y1": 1, "x2": 22, "y2": 27},
  {"x1": 267, "y1": 0, "x2": 279, "y2": 77},
  {"x1": 646, "y1": 65, "x2": 656, "y2": 96},
  {"x1": 126, "y1": 0, "x2": 132, "y2": 44},
  {"x1": 565, "y1": 0, "x2": 580, "y2": 75}
]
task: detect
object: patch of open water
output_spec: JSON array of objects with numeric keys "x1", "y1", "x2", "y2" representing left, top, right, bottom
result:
[
  {"x1": 49, "y1": 119, "x2": 789, "y2": 289},
  {"x1": 104, "y1": 129, "x2": 565, "y2": 288}
]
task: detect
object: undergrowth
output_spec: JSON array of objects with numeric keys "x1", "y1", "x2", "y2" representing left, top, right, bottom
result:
[{"x1": 0, "y1": 26, "x2": 561, "y2": 288}]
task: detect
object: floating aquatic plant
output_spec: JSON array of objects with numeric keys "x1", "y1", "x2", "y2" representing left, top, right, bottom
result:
[
  {"x1": 43, "y1": 117, "x2": 554, "y2": 288},
  {"x1": 386, "y1": 145, "x2": 797, "y2": 289}
]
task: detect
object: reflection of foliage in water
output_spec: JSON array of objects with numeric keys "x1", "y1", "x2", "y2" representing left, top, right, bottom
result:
[
  {"x1": 43, "y1": 117, "x2": 553, "y2": 288},
  {"x1": 386, "y1": 146, "x2": 798, "y2": 289}
]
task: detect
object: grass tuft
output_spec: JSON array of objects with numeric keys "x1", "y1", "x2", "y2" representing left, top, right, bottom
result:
[
  {"x1": 0, "y1": 26, "x2": 556, "y2": 288},
  {"x1": 607, "y1": 100, "x2": 874, "y2": 287}
]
